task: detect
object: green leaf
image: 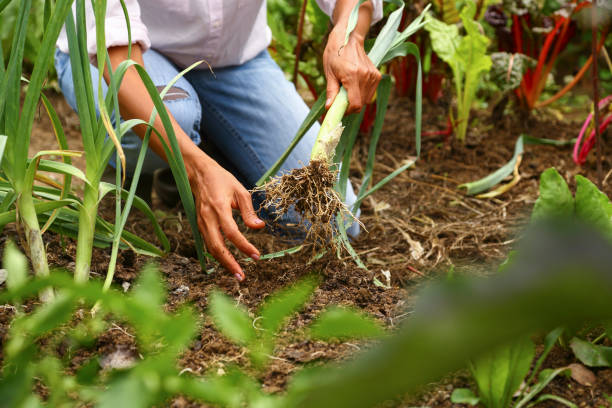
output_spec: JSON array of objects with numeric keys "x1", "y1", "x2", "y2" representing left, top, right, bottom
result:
[
  {"x1": 460, "y1": 135, "x2": 524, "y2": 195},
  {"x1": 131, "y1": 265, "x2": 166, "y2": 311},
  {"x1": 514, "y1": 367, "x2": 572, "y2": 408},
  {"x1": 424, "y1": 13, "x2": 460, "y2": 68},
  {"x1": 574, "y1": 175, "x2": 612, "y2": 241},
  {"x1": 3, "y1": 240, "x2": 28, "y2": 290},
  {"x1": 570, "y1": 337, "x2": 612, "y2": 367},
  {"x1": 310, "y1": 306, "x2": 385, "y2": 340},
  {"x1": 258, "y1": 276, "x2": 318, "y2": 335},
  {"x1": 531, "y1": 168, "x2": 574, "y2": 222},
  {"x1": 23, "y1": 292, "x2": 76, "y2": 337},
  {"x1": 527, "y1": 393, "x2": 578, "y2": 408},
  {"x1": 450, "y1": 388, "x2": 480, "y2": 406},
  {"x1": 490, "y1": 52, "x2": 536, "y2": 93},
  {"x1": 470, "y1": 335, "x2": 534, "y2": 408},
  {"x1": 208, "y1": 290, "x2": 256, "y2": 345},
  {"x1": 0, "y1": 134, "x2": 7, "y2": 165},
  {"x1": 527, "y1": 327, "x2": 563, "y2": 386},
  {"x1": 98, "y1": 373, "x2": 152, "y2": 408},
  {"x1": 343, "y1": 0, "x2": 368, "y2": 46}
]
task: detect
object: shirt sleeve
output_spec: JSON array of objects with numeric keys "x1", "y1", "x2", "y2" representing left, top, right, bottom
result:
[
  {"x1": 57, "y1": 0, "x2": 150, "y2": 64},
  {"x1": 315, "y1": 0, "x2": 383, "y2": 24}
]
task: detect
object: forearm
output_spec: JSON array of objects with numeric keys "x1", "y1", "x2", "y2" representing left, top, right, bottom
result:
[
  {"x1": 331, "y1": 0, "x2": 374, "y2": 42},
  {"x1": 105, "y1": 44, "x2": 214, "y2": 180}
]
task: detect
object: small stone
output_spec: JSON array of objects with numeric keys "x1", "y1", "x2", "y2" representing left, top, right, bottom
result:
[
  {"x1": 122, "y1": 281, "x2": 131, "y2": 292},
  {"x1": 100, "y1": 349, "x2": 137, "y2": 370},
  {"x1": 173, "y1": 285, "x2": 190, "y2": 296},
  {"x1": 0, "y1": 269, "x2": 6, "y2": 285},
  {"x1": 192, "y1": 340, "x2": 202, "y2": 351}
]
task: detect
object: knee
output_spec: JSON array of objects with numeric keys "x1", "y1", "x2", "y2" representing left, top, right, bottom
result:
[{"x1": 162, "y1": 86, "x2": 201, "y2": 139}]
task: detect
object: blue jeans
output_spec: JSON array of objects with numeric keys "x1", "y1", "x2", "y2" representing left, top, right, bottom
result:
[{"x1": 54, "y1": 48, "x2": 359, "y2": 236}]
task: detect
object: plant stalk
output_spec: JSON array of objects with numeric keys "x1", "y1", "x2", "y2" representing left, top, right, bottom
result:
[
  {"x1": 311, "y1": 88, "x2": 349, "y2": 162},
  {"x1": 74, "y1": 181, "x2": 99, "y2": 283},
  {"x1": 293, "y1": 0, "x2": 308, "y2": 86},
  {"x1": 17, "y1": 193, "x2": 54, "y2": 300}
]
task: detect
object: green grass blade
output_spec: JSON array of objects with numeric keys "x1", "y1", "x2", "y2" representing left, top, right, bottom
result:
[
  {"x1": 15, "y1": 0, "x2": 74, "y2": 179},
  {"x1": 256, "y1": 93, "x2": 327, "y2": 187},
  {"x1": 335, "y1": 110, "x2": 365, "y2": 202},
  {"x1": 0, "y1": 0, "x2": 11, "y2": 14},
  {"x1": 459, "y1": 135, "x2": 524, "y2": 195},
  {"x1": 0, "y1": 200, "x2": 75, "y2": 228},
  {"x1": 404, "y1": 43, "x2": 422, "y2": 157},
  {"x1": 336, "y1": 213, "x2": 366, "y2": 269},
  {"x1": 352, "y1": 159, "x2": 416, "y2": 213},
  {"x1": 131, "y1": 63, "x2": 207, "y2": 268},
  {"x1": 39, "y1": 93, "x2": 74, "y2": 232},
  {"x1": 343, "y1": 0, "x2": 368, "y2": 46},
  {"x1": 1, "y1": 0, "x2": 31, "y2": 174},
  {"x1": 63, "y1": 8, "x2": 97, "y2": 161},
  {"x1": 355, "y1": 75, "x2": 391, "y2": 208}
]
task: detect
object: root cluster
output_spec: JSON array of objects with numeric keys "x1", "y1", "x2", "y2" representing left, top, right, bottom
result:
[{"x1": 257, "y1": 160, "x2": 355, "y2": 249}]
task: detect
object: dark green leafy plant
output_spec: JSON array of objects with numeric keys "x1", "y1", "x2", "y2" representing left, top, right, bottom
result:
[{"x1": 451, "y1": 329, "x2": 572, "y2": 408}]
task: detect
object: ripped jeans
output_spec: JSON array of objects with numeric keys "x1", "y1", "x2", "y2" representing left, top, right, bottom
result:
[{"x1": 54, "y1": 48, "x2": 359, "y2": 237}]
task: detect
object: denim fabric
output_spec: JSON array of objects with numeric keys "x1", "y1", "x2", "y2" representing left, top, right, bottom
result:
[{"x1": 54, "y1": 48, "x2": 359, "y2": 236}]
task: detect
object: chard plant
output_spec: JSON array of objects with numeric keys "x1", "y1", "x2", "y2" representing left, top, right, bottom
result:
[
  {"x1": 258, "y1": 0, "x2": 427, "y2": 262},
  {"x1": 425, "y1": 0, "x2": 492, "y2": 143}
]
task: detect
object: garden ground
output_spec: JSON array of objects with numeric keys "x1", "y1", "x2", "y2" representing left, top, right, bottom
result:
[{"x1": 3, "y1": 91, "x2": 612, "y2": 407}]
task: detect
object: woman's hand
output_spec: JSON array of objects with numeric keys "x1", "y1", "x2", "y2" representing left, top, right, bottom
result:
[
  {"x1": 186, "y1": 152, "x2": 265, "y2": 281},
  {"x1": 323, "y1": 0, "x2": 381, "y2": 113}
]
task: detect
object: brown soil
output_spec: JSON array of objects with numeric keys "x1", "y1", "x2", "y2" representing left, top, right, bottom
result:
[{"x1": 3, "y1": 91, "x2": 612, "y2": 407}]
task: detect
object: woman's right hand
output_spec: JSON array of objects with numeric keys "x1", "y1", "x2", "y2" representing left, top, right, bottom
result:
[{"x1": 185, "y1": 152, "x2": 265, "y2": 281}]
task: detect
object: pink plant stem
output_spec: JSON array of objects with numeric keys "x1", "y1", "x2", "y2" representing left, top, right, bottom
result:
[
  {"x1": 573, "y1": 95, "x2": 612, "y2": 165},
  {"x1": 577, "y1": 113, "x2": 612, "y2": 165}
]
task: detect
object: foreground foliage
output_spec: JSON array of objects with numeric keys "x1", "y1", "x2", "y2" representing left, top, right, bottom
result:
[{"x1": 3, "y1": 219, "x2": 612, "y2": 407}]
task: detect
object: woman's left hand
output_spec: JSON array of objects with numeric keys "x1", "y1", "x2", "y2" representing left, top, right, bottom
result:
[{"x1": 323, "y1": 1, "x2": 381, "y2": 113}]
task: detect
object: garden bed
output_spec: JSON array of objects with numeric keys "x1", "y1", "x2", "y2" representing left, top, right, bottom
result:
[{"x1": 4, "y1": 92, "x2": 612, "y2": 407}]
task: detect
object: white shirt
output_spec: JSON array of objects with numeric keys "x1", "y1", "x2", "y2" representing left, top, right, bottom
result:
[{"x1": 56, "y1": 0, "x2": 382, "y2": 69}]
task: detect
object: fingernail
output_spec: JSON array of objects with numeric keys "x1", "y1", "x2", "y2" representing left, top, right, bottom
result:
[
  {"x1": 255, "y1": 218, "x2": 264, "y2": 225},
  {"x1": 326, "y1": 98, "x2": 331, "y2": 106},
  {"x1": 251, "y1": 253, "x2": 260, "y2": 261},
  {"x1": 234, "y1": 273, "x2": 243, "y2": 281}
]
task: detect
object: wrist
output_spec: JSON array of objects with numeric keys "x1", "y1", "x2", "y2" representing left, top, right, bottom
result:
[{"x1": 183, "y1": 148, "x2": 216, "y2": 185}]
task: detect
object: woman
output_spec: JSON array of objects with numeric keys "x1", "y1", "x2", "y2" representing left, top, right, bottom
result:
[{"x1": 55, "y1": 0, "x2": 382, "y2": 281}]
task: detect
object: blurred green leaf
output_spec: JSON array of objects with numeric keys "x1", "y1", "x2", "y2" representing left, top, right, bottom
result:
[
  {"x1": 575, "y1": 175, "x2": 612, "y2": 240},
  {"x1": 310, "y1": 306, "x2": 385, "y2": 340},
  {"x1": 3, "y1": 240, "x2": 28, "y2": 290},
  {"x1": 131, "y1": 264, "x2": 165, "y2": 311},
  {"x1": 450, "y1": 388, "x2": 480, "y2": 405},
  {"x1": 258, "y1": 276, "x2": 317, "y2": 335},
  {"x1": 470, "y1": 335, "x2": 534, "y2": 408},
  {"x1": 209, "y1": 290, "x2": 256, "y2": 346},
  {"x1": 570, "y1": 337, "x2": 612, "y2": 367},
  {"x1": 532, "y1": 168, "x2": 574, "y2": 221}
]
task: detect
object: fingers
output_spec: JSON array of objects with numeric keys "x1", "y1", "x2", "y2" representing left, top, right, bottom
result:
[
  {"x1": 234, "y1": 190, "x2": 265, "y2": 230},
  {"x1": 326, "y1": 73, "x2": 341, "y2": 110},
  {"x1": 198, "y1": 209, "x2": 245, "y2": 281}
]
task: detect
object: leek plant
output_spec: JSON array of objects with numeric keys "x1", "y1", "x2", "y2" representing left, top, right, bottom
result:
[
  {"x1": 64, "y1": 0, "x2": 206, "y2": 284},
  {"x1": 0, "y1": 0, "x2": 75, "y2": 300},
  {"x1": 258, "y1": 1, "x2": 427, "y2": 260}
]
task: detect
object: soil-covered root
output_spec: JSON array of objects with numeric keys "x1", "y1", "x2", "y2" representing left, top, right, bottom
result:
[{"x1": 256, "y1": 160, "x2": 357, "y2": 248}]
